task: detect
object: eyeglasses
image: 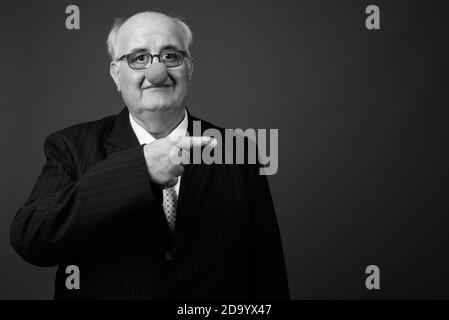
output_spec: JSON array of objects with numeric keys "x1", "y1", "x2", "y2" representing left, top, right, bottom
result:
[{"x1": 116, "y1": 49, "x2": 189, "y2": 70}]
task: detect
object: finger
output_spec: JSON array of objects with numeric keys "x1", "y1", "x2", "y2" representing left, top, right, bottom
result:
[
  {"x1": 169, "y1": 144, "x2": 190, "y2": 165},
  {"x1": 177, "y1": 147, "x2": 191, "y2": 158},
  {"x1": 176, "y1": 136, "x2": 217, "y2": 149},
  {"x1": 179, "y1": 148, "x2": 191, "y2": 165},
  {"x1": 167, "y1": 136, "x2": 182, "y2": 145}
]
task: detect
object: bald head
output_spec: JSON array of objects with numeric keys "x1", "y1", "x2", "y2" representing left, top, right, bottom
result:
[{"x1": 107, "y1": 12, "x2": 193, "y2": 61}]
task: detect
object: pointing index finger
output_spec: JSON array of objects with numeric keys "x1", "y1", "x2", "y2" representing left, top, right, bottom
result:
[{"x1": 175, "y1": 136, "x2": 217, "y2": 149}]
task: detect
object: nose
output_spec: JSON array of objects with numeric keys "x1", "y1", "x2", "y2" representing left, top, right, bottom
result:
[{"x1": 144, "y1": 62, "x2": 169, "y2": 86}]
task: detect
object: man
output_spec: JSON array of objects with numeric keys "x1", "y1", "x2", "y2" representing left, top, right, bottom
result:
[{"x1": 10, "y1": 11, "x2": 289, "y2": 299}]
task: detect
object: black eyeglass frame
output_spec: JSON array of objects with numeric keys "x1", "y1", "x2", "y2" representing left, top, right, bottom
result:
[{"x1": 116, "y1": 49, "x2": 189, "y2": 70}]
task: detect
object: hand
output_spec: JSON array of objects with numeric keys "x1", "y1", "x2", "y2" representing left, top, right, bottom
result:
[{"x1": 143, "y1": 136, "x2": 217, "y2": 187}]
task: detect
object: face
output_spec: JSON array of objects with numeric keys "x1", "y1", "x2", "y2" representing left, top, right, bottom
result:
[{"x1": 110, "y1": 13, "x2": 192, "y2": 118}]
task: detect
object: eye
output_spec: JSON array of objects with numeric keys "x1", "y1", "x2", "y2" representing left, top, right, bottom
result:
[
  {"x1": 161, "y1": 51, "x2": 179, "y2": 61},
  {"x1": 130, "y1": 53, "x2": 150, "y2": 65},
  {"x1": 136, "y1": 54, "x2": 148, "y2": 62}
]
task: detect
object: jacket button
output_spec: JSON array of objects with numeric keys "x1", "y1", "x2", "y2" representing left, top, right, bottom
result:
[{"x1": 165, "y1": 251, "x2": 173, "y2": 262}]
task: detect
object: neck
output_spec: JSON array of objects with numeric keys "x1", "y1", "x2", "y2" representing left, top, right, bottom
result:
[{"x1": 131, "y1": 107, "x2": 185, "y2": 139}]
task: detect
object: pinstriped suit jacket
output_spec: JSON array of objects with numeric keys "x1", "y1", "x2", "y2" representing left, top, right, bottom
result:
[{"x1": 10, "y1": 107, "x2": 289, "y2": 299}]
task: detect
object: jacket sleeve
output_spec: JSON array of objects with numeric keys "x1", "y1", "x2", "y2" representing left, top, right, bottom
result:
[
  {"x1": 246, "y1": 163, "x2": 290, "y2": 300},
  {"x1": 9, "y1": 132, "x2": 155, "y2": 267}
]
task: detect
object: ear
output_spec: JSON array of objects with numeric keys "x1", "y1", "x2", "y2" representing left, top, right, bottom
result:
[
  {"x1": 188, "y1": 58, "x2": 195, "y2": 82},
  {"x1": 109, "y1": 61, "x2": 121, "y2": 92}
]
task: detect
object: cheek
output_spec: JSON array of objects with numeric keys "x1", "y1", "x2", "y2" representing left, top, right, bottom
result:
[
  {"x1": 172, "y1": 69, "x2": 190, "y2": 91},
  {"x1": 119, "y1": 70, "x2": 143, "y2": 90}
]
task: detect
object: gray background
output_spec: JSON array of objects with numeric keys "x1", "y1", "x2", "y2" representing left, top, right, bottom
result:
[{"x1": 1, "y1": 0, "x2": 448, "y2": 299}]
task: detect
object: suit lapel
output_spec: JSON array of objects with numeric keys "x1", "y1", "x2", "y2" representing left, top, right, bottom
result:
[
  {"x1": 174, "y1": 111, "x2": 215, "y2": 245},
  {"x1": 104, "y1": 107, "x2": 140, "y2": 155},
  {"x1": 104, "y1": 107, "x2": 173, "y2": 244}
]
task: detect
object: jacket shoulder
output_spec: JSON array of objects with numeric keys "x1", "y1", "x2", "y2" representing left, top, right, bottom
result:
[
  {"x1": 46, "y1": 113, "x2": 116, "y2": 144},
  {"x1": 42, "y1": 113, "x2": 119, "y2": 176}
]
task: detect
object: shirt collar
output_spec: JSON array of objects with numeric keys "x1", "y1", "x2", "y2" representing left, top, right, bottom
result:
[{"x1": 129, "y1": 108, "x2": 188, "y2": 145}]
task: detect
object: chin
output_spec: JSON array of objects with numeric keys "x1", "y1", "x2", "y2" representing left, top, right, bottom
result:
[{"x1": 140, "y1": 100, "x2": 175, "y2": 113}]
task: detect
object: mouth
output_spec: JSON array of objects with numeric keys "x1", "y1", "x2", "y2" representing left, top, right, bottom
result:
[{"x1": 143, "y1": 84, "x2": 172, "y2": 90}]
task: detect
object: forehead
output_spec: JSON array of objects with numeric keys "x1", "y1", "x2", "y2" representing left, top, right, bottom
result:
[{"x1": 117, "y1": 14, "x2": 184, "y2": 54}]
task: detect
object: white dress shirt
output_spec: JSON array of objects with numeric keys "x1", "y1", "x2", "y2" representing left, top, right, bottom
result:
[{"x1": 129, "y1": 109, "x2": 188, "y2": 196}]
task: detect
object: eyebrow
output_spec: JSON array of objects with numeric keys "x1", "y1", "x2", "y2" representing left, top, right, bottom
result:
[
  {"x1": 128, "y1": 45, "x2": 182, "y2": 55},
  {"x1": 128, "y1": 47, "x2": 149, "y2": 54}
]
